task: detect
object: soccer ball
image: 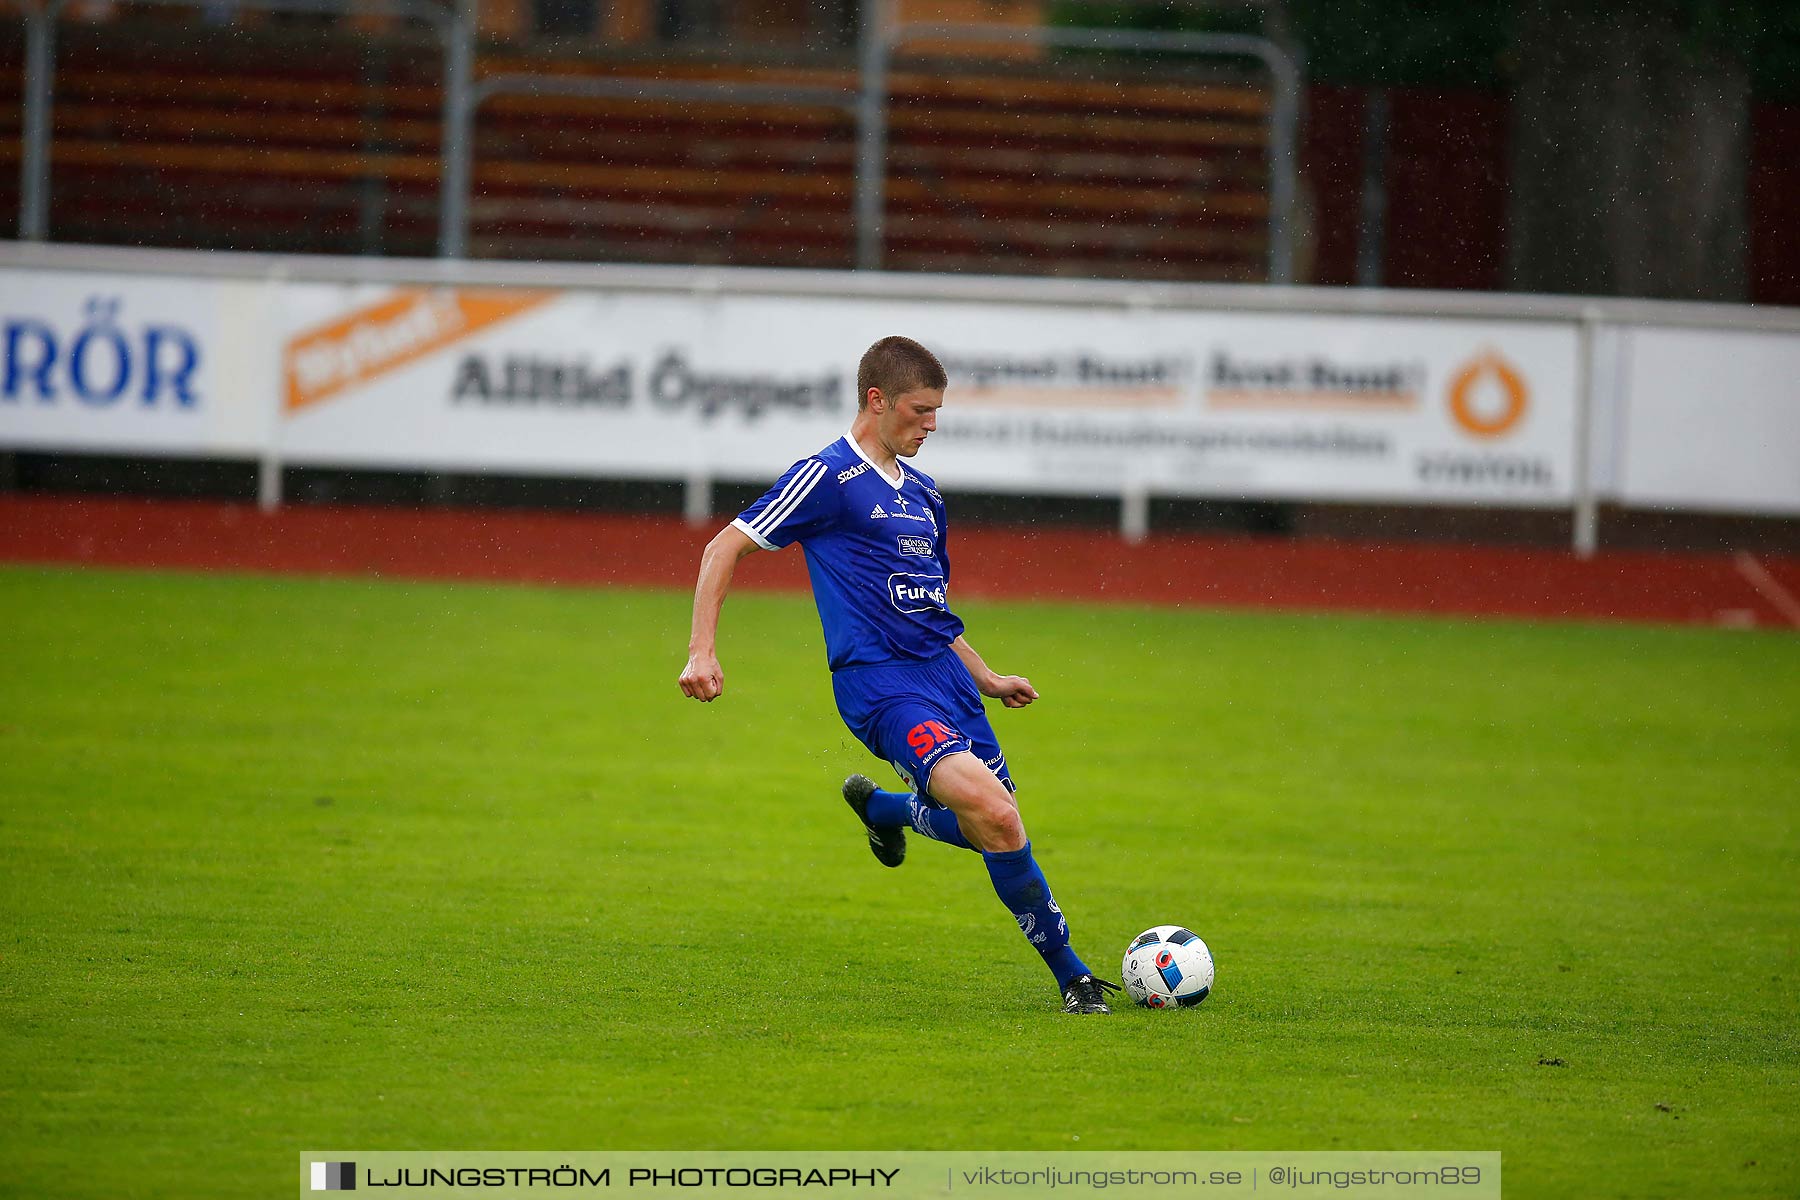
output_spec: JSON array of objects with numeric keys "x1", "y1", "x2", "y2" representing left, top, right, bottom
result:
[{"x1": 1121, "y1": 925, "x2": 1214, "y2": 1009}]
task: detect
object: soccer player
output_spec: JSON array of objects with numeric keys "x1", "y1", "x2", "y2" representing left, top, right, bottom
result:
[{"x1": 677, "y1": 335, "x2": 1120, "y2": 1014}]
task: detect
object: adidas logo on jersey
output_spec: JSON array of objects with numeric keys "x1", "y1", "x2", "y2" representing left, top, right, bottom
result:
[{"x1": 870, "y1": 505, "x2": 889, "y2": 519}]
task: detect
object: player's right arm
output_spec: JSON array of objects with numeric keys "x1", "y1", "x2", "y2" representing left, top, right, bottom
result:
[
  {"x1": 681, "y1": 454, "x2": 836, "y2": 702},
  {"x1": 678, "y1": 524, "x2": 760, "y2": 702}
]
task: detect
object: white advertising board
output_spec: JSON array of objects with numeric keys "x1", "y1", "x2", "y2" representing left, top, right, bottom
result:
[
  {"x1": 1617, "y1": 326, "x2": 1800, "y2": 515},
  {"x1": 275, "y1": 284, "x2": 1580, "y2": 505},
  {"x1": 0, "y1": 267, "x2": 267, "y2": 456},
  {"x1": 12, "y1": 249, "x2": 1794, "y2": 524}
]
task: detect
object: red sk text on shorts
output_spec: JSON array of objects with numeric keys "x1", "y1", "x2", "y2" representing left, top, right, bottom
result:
[{"x1": 907, "y1": 720, "x2": 958, "y2": 759}]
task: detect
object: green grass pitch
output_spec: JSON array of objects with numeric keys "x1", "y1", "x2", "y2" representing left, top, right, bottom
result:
[{"x1": 1, "y1": 564, "x2": 1796, "y2": 1198}]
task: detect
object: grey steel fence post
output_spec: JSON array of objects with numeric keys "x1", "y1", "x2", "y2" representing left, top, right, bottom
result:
[
  {"x1": 1120, "y1": 482, "x2": 1149, "y2": 544},
  {"x1": 437, "y1": 0, "x2": 475, "y2": 259},
  {"x1": 854, "y1": 0, "x2": 889, "y2": 271},
  {"x1": 20, "y1": 0, "x2": 61, "y2": 242},
  {"x1": 258, "y1": 262, "x2": 290, "y2": 512},
  {"x1": 684, "y1": 467, "x2": 713, "y2": 527},
  {"x1": 1572, "y1": 308, "x2": 1601, "y2": 558}
]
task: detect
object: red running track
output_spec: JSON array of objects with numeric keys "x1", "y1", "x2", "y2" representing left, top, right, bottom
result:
[{"x1": 2, "y1": 495, "x2": 1797, "y2": 630}]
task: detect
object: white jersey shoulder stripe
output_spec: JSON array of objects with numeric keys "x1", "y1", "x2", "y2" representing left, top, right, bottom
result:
[{"x1": 750, "y1": 458, "x2": 827, "y2": 538}]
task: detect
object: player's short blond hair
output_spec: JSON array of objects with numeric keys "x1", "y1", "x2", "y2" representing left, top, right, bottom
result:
[{"x1": 857, "y1": 336, "x2": 947, "y2": 409}]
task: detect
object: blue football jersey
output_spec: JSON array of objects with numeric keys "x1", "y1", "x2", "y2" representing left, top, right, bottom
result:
[{"x1": 732, "y1": 433, "x2": 965, "y2": 671}]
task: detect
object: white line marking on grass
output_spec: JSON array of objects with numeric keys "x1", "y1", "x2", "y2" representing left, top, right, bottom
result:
[{"x1": 1734, "y1": 552, "x2": 1800, "y2": 629}]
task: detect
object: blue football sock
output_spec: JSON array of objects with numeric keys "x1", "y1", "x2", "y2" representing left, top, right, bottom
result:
[
  {"x1": 907, "y1": 795, "x2": 975, "y2": 851},
  {"x1": 864, "y1": 787, "x2": 912, "y2": 828},
  {"x1": 982, "y1": 842, "x2": 1090, "y2": 990},
  {"x1": 867, "y1": 788, "x2": 976, "y2": 851}
]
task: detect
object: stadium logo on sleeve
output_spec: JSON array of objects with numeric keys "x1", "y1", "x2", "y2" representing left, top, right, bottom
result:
[
  {"x1": 310, "y1": 1162, "x2": 356, "y2": 1191},
  {"x1": 897, "y1": 535, "x2": 933, "y2": 557},
  {"x1": 887, "y1": 573, "x2": 948, "y2": 614}
]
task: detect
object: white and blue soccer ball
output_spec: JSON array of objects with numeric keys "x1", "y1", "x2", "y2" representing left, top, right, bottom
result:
[{"x1": 1121, "y1": 925, "x2": 1214, "y2": 1009}]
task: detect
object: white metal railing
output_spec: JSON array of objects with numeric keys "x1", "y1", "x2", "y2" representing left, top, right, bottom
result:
[
  {"x1": 856, "y1": 20, "x2": 1299, "y2": 282},
  {"x1": 14, "y1": 0, "x2": 474, "y2": 245},
  {"x1": 12, "y1": 0, "x2": 1298, "y2": 281}
]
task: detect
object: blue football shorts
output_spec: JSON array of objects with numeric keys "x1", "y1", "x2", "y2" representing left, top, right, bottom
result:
[{"x1": 831, "y1": 649, "x2": 1016, "y2": 803}]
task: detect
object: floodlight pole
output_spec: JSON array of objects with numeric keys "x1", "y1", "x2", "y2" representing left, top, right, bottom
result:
[
  {"x1": 19, "y1": 0, "x2": 63, "y2": 242},
  {"x1": 1263, "y1": 43, "x2": 1300, "y2": 285},
  {"x1": 854, "y1": 0, "x2": 890, "y2": 271},
  {"x1": 437, "y1": 0, "x2": 476, "y2": 259}
]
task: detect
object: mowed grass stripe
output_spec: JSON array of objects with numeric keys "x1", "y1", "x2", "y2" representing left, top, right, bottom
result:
[{"x1": 0, "y1": 565, "x2": 1795, "y2": 1199}]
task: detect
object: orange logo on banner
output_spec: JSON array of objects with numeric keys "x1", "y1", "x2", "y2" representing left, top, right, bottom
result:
[
  {"x1": 284, "y1": 288, "x2": 553, "y2": 412},
  {"x1": 1447, "y1": 350, "x2": 1529, "y2": 438}
]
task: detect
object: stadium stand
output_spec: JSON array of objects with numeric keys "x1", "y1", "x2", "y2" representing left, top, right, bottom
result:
[{"x1": 0, "y1": 19, "x2": 1274, "y2": 280}]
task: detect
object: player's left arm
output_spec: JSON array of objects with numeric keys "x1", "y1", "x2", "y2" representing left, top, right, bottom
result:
[{"x1": 950, "y1": 635, "x2": 1039, "y2": 709}]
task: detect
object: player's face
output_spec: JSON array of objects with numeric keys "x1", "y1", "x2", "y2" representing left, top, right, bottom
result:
[{"x1": 881, "y1": 387, "x2": 943, "y2": 457}]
